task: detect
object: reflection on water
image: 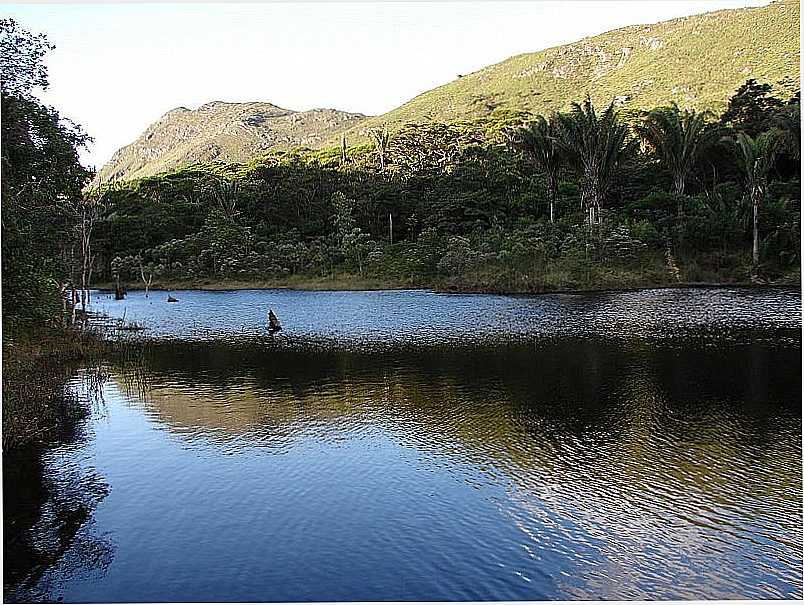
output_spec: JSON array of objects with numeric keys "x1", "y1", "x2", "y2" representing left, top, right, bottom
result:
[
  {"x1": 4, "y1": 288, "x2": 802, "y2": 602},
  {"x1": 4, "y1": 375, "x2": 114, "y2": 603}
]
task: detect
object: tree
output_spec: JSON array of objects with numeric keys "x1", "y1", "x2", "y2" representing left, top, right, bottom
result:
[
  {"x1": 720, "y1": 79, "x2": 785, "y2": 137},
  {"x1": 368, "y1": 125, "x2": 390, "y2": 171},
  {"x1": 510, "y1": 115, "x2": 562, "y2": 223},
  {"x1": 138, "y1": 255, "x2": 154, "y2": 297},
  {"x1": 0, "y1": 18, "x2": 53, "y2": 98},
  {"x1": 331, "y1": 191, "x2": 372, "y2": 275},
  {"x1": 556, "y1": 97, "x2": 636, "y2": 225},
  {"x1": 733, "y1": 130, "x2": 781, "y2": 265},
  {"x1": 1, "y1": 20, "x2": 93, "y2": 326},
  {"x1": 387, "y1": 122, "x2": 480, "y2": 177},
  {"x1": 206, "y1": 176, "x2": 240, "y2": 221},
  {"x1": 773, "y1": 94, "x2": 801, "y2": 160},
  {"x1": 637, "y1": 104, "x2": 722, "y2": 216},
  {"x1": 73, "y1": 196, "x2": 104, "y2": 311}
]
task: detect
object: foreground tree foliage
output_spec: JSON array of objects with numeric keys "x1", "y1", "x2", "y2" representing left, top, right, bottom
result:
[
  {"x1": 1, "y1": 19, "x2": 93, "y2": 328},
  {"x1": 1, "y1": 20, "x2": 106, "y2": 455}
]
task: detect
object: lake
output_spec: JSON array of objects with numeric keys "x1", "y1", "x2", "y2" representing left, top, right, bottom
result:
[{"x1": 5, "y1": 287, "x2": 802, "y2": 602}]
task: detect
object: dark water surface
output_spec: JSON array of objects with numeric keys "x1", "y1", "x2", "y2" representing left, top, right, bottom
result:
[{"x1": 5, "y1": 287, "x2": 802, "y2": 602}]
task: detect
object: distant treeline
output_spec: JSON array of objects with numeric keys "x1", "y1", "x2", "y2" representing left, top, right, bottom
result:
[{"x1": 87, "y1": 79, "x2": 800, "y2": 293}]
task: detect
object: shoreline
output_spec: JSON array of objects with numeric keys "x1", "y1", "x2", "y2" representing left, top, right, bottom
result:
[{"x1": 92, "y1": 276, "x2": 802, "y2": 296}]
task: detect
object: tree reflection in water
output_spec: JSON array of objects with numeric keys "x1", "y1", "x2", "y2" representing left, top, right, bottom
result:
[{"x1": 4, "y1": 378, "x2": 114, "y2": 603}]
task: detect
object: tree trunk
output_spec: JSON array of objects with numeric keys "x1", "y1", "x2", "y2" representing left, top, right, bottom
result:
[
  {"x1": 752, "y1": 191, "x2": 760, "y2": 265},
  {"x1": 78, "y1": 204, "x2": 96, "y2": 313},
  {"x1": 589, "y1": 187, "x2": 602, "y2": 226},
  {"x1": 548, "y1": 174, "x2": 557, "y2": 223},
  {"x1": 581, "y1": 181, "x2": 593, "y2": 226},
  {"x1": 115, "y1": 275, "x2": 125, "y2": 300},
  {"x1": 674, "y1": 172, "x2": 686, "y2": 219},
  {"x1": 673, "y1": 173, "x2": 685, "y2": 197},
  {"x1": 140, "y1": 261, "x2": 153, "y2": 297}
]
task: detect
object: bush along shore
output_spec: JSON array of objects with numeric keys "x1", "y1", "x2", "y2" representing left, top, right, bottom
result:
[{"x1": 91, "y1": 223, "x2": 802, "y2": 295}]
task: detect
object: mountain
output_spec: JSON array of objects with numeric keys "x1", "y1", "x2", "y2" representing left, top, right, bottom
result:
[
  {"x1": 96, "y1": 0, "x2": 799, "y2": 183},
  {"x1": 93, "y1": 102, "x2": 367, "y2": 184},
  {"x1": 340, "y1": 0, "x2": 799, "y2": 140}
]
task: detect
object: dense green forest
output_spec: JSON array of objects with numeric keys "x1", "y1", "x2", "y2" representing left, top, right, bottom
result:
[
  {"x1": 1, "y1": 18, "x2": 94, "y2": 329},
  {"x1": 83, "y1": 80, "x2": 801, "y2": 296}
]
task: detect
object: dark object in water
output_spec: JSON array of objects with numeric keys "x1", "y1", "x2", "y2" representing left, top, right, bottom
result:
[
  {"x1": 167, "y1": 295, "x2": 178, "y2": 303},
  {"x1": 268, "y1": 309, "x2": 282, "y2": 333},
  {"x1": 117, "y1": 322, "x2": 146, "y2": 332},
  {"x1": 115, "y1": 283, "x2": 126, "y2": 300}
]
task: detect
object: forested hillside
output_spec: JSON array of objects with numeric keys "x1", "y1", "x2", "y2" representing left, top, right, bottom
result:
[{"x1": 88, "y1": 80, "x2": 801, "y2": 293}]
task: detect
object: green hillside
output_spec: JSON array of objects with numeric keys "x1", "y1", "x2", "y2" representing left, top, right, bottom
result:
[
  {"x1": 342, "y1": 0, "x2": 799, "y2": 140},
  {"x1": 96, "y1": 0, "x2": 800, "y2": 182}
]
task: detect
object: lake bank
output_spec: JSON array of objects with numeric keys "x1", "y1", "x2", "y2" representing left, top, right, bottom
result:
[
  {"x1": 94, "y1": 270, "x2": 801, "y2": 296},
  {"x1": 2, "y1": 326, "x2": 102, "y2": 452}
]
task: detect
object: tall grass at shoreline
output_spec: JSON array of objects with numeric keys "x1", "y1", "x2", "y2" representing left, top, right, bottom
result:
[{"x1": 2, "y1": 324, "x2": 149, "y2": 452}]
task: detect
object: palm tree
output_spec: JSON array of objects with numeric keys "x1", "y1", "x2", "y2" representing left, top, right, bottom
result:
[
  {"x1": 555, "y1": 97, "x2": 636, "y2": 225},
  {"x1": 368, "y1": 124, "x2": 390, "y2": 171},
  {"x1": 733, "y1": 130, "x2": 781, "y2": 265},
  {"x1": 511, "y1": 114, "x2": 562, "y2": 223},
  {"x1": 207, "y1": 177, "x2": 239, "y2": 221},
  {"x1": 637, "y1": 103, "x2": 722, "y2": 216}
]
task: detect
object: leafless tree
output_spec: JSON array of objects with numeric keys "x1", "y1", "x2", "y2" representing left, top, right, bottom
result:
[{"x1": 138, "y1": 256, "x2": 154, "y2": 298}]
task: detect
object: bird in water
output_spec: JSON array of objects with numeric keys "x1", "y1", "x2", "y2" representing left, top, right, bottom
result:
[
  {"x1": 167, "y1": 294, "x2": 178, "y2": 303},
  {"x1": 268, "y1": 309, "x2": 282, "y2": 333}
]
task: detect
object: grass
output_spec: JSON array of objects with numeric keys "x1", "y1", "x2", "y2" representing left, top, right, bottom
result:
[
  {"x1": 1, "y1": 323, "x2": 151, "y2": 452},
  {"x1": 2, "y1": 327, "x2": 105, "y2": 451},
  {"x1": 341, "y1": 0, "x2": 799, "y2": 144},
  {"x1": 93, "y1": 248, "x2": 794, "y2": 295}
]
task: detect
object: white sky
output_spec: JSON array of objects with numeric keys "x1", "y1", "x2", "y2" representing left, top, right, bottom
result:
[{"x1": 5, "y1": 1, "x2": 769, "y2": 169}]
